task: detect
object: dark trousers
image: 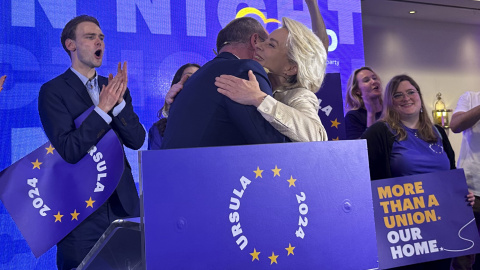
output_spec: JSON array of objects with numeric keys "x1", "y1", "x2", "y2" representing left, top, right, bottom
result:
[
  {"x1": 451, "y1": 196, "x2": 480, "y2": 270},
  {"x1": 56, "y1": 200, "x2": 124, "y2": 270}
]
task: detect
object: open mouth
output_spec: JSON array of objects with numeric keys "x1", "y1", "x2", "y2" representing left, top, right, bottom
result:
[
  {"x1": 95, "y1": 49, "x2": 102, "y2": 58},
  {"x1": 254, "y1": 54, "x2": 264, "y2": 61}
]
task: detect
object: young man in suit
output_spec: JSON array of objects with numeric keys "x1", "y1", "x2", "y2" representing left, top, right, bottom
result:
[
  {"x1": 38, "y1": 15, "x2": 145, "y2": 269},
  {"x1": 161, "y1": 17, "x2": 285, "y2": 149}
]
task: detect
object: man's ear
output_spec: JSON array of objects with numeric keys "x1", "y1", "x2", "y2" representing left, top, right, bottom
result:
[
  {"x1": 250, "y1": 33, "x2": 259, "y2": 47},
  {"x1": 65, "y1": 39, "x2": 76, "y2": 53}
]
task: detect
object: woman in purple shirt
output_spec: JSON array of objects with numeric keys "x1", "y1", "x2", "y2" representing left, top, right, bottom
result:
[{"x1": 362, "y1": 74, "x2": 474, "y2": 269}]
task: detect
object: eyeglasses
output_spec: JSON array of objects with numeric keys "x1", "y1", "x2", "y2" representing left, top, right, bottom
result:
[{"x1": 393, "y1": 89, "x2": 418, "y2": 100}]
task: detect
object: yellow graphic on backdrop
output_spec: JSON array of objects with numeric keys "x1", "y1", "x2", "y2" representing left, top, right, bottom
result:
[{"x1": 235, "y1": 7, "x2": 281, "y2": 25}]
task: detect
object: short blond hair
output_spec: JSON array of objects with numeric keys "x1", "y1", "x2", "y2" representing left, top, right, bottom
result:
[{"x1": 281, "y1": 17, "x2": 327, "y2": 93}]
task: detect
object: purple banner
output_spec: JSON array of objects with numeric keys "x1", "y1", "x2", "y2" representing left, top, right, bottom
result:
[
  {"x1": 141, "y1": 140, "x2": 378, "y2": 269},
  {"x1": 371, "y1": 169, "x2": 480, "y2": 269},
  {"x1": 0, "y1": 107, "x2": 124, "y2": 257},
  {"x1": 316, "y1": 73, "x2": 346, "y2": 141}
]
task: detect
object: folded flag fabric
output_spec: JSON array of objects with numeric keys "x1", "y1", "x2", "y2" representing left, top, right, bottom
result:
[{"x1": 0, "y1": 106, "x2": 124, "y2": 257}]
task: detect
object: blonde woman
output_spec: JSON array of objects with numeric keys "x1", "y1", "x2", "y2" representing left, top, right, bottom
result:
[
  {"x1": 214, "y1": 0, "x2": 328, "y2": 142},
  {"x1": 344, "y1": 67, "x2": 383, "y2": 139}
]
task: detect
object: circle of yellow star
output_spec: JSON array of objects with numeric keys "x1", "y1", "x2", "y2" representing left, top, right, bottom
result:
[
  {"x1": 250, "y1": 248, "x2": 260, "y2": 261},
  {"x1": 45, "y1": 144, "x2": 55, "y2": 154},
  {"x1": 253, "y1": 167, "x2": 263, "y2": 178},
  {"x1": 331, "y1": 118, "x2": 341, "y2": 129},
  {"x1": 31, "y1": 159, "x2": 42, "y2": 169},
  {"x1": 271, "y1": 165, "x2": 281, "y2": 177},
  {"x1": 268, "y1": 252, "x2": 279, "y2": 264},
  {"x1": 54, "y1": 211, "x2": 63, "y2": 222},
  {"x1": 285, "y1": 243, "x2": 295, "y2": 256},
  {"x1": 287, "y1": 175, "x2": 297, "y2": 187},
  {"x1": 71, "y1": 209, "x2": 80, "y2": 221},
  {"x1": 85, "y1": 197, "x2": 95, "y2": 208}
]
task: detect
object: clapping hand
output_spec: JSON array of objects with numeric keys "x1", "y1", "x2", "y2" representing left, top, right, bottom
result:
[{"x1": 99, "y1": 62, "x2": 127, "y2": 113}]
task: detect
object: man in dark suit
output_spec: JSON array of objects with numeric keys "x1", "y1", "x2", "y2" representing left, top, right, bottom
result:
[
  {"x1": 161, "y1": 17, "x2": 285, "y2": 149},
  {"x1": 38, "y1": 15, "x2": 145, "y2": 270}
]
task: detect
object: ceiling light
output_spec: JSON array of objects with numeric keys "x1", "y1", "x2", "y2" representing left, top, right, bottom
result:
[{"x1": 409, "y1": 11, "x2": 416, "y2": 14}]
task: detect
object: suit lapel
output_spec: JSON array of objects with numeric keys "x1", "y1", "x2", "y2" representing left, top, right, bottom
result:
[
  {"x1": 63, "y1": 69, "x2": 94, "y2": 106},
  {"x1": 98, "y1": 76, "x2": 108, "y2": 93}
]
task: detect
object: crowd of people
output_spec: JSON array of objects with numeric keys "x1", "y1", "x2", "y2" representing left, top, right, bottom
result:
[
  {"x1": 147, "y1": 3, "x2": 478, "y2": 267},
  {"x1": 0, "y1": 0, "x2": 475, "y2": 269}
]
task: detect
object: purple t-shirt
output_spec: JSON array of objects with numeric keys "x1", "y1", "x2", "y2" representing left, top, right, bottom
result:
[{"x1": 390, "y1": 126, "x2": 450, "y2": 177}]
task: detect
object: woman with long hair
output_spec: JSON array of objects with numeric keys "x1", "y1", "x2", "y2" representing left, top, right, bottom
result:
[
  {"x1": 344, "y1": 66, "x2": 383, "y2": 139},
  {"x1": 148, "y1": 63, "x2": 200, "y2": 150},
  {"x1": 362, "y1": 74, "x2": 474, "y2": 269}
]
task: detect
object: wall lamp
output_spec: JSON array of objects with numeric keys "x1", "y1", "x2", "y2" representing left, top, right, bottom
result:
[{"x1": 432, "y1": 92, "x2": 452, "y2": 129}]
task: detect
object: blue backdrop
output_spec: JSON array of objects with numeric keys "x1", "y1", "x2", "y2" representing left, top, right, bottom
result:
[{"x1": 0, "y1": 0, "x2": 364, "y2": 269}]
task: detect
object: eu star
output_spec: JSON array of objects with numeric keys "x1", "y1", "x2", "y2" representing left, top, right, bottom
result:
[
  {"x1": 285, "y1": 243, "x2": 295, "y2": 255},
  {"x1": 332, "y1": 137, "x2": 339, "y2": 141},
  {"x1": 54, "y1": 211, "x2": 63, "y2": 222},
  {"x1": 31, "y1": 159, "x2": 42, "y2": 169},
  {"x1": 250, "y1": 248, "x2": 260, "y2": 261},
  {"x1": 254, "y1": 167, "x2": 263, "y2": 178},
  {"x1": 331, "y1": 118, "x2": 341, "y2": 129},
  {"x1": 45, "y1": 144, "x2": 55, "y2": 154},
  {"x1": 272, "y1": 165, "x2": 281, "y2": 177},
  {"x1": 71, "y1": 209, "x2": 80, "y2": 221},
  {"x1": 287, "y1": 176, "x2": 296, "y2": 187},
  {"x1": 85, "y1": 197, "x2": 95, "y2": 208},
  {"x1": 268, "y1": 252, "x2": 279, "y2": 264}
]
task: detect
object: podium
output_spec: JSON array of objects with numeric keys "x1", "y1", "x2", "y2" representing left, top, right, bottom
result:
[
  {"x1": 140, "y1": 141, "x2": 379, "y2": 269},
  {"x1": 76, "y1": 218, "x2": 144, "y2": 270}
]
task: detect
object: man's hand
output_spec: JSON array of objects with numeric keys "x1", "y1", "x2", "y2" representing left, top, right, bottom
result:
[
  {"x1": 98, "y1": 72, "x2": 124, "y2": 113},
  {"x1": 117, "y1": 62, "x2": 128, "y2": 104},
  {"x1": 0, "y1": 75, "x2": 6, "y2": 93},
  {"x1": 467, "y1": 191, "x2": 475, "y2": 206}
]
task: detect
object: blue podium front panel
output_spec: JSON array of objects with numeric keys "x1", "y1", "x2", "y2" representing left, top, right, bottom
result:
[{"x1": 141, "y1": 141, "x2": 378, "y2": 269}]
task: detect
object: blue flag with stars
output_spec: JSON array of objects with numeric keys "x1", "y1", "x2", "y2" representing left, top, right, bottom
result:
[
  {"x1": 0, "y1": 107, "x2": 124, "y2": 257},
  {"x1": 141, "y1": 140, "x2": 378, "y2": 269}
]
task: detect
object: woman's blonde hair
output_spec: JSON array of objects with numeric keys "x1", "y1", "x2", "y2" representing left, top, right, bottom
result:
[
  {"x1": 381, "y1": 74, "x2": 437, "y2": 142},
  {"x1": 345, "y1": 67, "x2": 382, "y2": 112},
  {"x1": 281, "y1": 17, "x2": 327, "y2": 93}
]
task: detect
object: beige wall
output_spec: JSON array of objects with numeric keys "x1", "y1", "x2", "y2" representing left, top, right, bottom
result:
[{"x1": 362, "y1": 15, "x2": 480, "y2": 160}]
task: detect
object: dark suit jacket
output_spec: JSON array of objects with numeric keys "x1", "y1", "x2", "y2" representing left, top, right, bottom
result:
[
  {"x1": 38, "y1": 68, "x2": 145, "y2": 217},
  {"x1": 161, "y1": 52, "x2": 285, "y2": 149}
]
